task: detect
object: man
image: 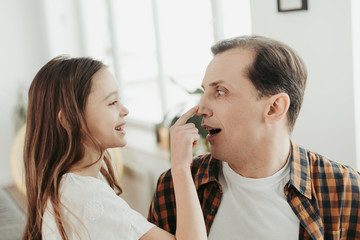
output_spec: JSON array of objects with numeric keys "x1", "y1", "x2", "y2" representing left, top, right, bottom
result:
[{"x1": 148, "y1": 35, "x2": 360, "y2": 239}]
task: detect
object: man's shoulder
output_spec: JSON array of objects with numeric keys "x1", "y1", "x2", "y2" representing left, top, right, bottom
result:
[
  {"x1": 304, "y1": 147, "x2": 360, "y2": 185},
  {"x1": 191, "y1": 153, "x2": 214, "y2": 168}
]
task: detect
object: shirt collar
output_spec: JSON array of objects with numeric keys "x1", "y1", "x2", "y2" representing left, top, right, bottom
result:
[
  {"x1": 193, "y1": 140, "x2": 313, "y2": 199},
  {"x1": 192, "y1": 154, "x2": 220, "y2": 190},
  {"x1": 288, "y1": 140, "x2": 312, "y2": 199}
]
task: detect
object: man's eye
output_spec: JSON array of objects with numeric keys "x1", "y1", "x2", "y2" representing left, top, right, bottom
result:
[
  {"x1": 109, "y1": 101, "x2": 117, "y2": 106},
  {"x1": 216, "y1": 90, "x2": 225, "y2": 96}
]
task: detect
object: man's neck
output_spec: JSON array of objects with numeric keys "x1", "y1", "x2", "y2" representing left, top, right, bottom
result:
[{"x1": 228, "y1": 137, "x2": 291, "y2": 179}]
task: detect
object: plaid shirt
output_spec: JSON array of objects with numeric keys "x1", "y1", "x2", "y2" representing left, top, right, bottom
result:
[{"x1": 148, "y1": 141, "x2": 360, "y2": 239}]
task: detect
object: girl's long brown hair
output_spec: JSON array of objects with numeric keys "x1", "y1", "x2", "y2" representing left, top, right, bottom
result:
[{"x1": 23, "y1": 56, "x2": 122, "y2": 240}]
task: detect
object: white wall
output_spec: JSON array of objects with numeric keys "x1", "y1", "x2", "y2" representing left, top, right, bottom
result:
[
  {"x1": 0, "y1": 0, "x2": 49, "y2": 186},
  {"x1": 352, "y1": 0, "x2": 360, "y2": 172},
  {"x1": 250, "y1": 0, "x2": 358, "y2": 168}
]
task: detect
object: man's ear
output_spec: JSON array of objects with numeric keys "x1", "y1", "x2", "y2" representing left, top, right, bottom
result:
[
  {"x1": 264, "y1": 93, "x2": 290, "y2": 125},
  {"x1": 58, "y1": 110, "x2": 69, "y2": 130}
]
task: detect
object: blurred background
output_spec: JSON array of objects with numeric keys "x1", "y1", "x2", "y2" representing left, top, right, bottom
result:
[{"x1": 0, "y1": 0, "x2": 359, "y2": 222}]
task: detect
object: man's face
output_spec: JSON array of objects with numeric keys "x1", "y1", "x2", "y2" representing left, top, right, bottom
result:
[{"x1": 199, "y1": 48, "x2": 269, "y2": 162}]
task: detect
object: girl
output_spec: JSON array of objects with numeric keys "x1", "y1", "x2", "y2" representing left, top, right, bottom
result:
[{"x1": 23, "y1": 56, "x2": 207, "y2": 240}]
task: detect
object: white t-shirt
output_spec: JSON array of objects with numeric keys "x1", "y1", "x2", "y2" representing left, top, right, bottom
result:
[
  {"x1": 42, "y1": 173, "x2": 155, "y2": 240},
  {"x1": 208, "y1": 159, "x2": 299, "y2": 240}
]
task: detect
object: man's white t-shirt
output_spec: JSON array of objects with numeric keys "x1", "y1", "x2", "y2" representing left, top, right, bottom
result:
[
  {"x1": 208, "y1": 159, "x2": 300, "y2": 240},
  {"x1": 42, "y1": 173, "x2": 155, "y2": 239}
]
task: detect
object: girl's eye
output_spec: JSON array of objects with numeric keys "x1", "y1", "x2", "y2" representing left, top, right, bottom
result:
[
  {"x1": 109, "y1": 97, "x2": 121, "y2": 106},
  {"x1": 109, "y1": 100, "x2": 117, "y2": 106}
]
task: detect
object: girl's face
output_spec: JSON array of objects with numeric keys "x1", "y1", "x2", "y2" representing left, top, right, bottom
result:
[{"x1": 84, "y1": 68, "x2": 129, "y2": 150}]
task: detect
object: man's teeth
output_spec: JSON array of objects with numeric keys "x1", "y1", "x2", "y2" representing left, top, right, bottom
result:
[{"x1": 115, "y1": 126, "x2": 122, "y2": 131}]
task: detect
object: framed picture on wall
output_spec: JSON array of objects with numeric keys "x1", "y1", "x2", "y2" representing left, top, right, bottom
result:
[{"x1": 278, "y1": 0, "x2": 308, "y2": 12}]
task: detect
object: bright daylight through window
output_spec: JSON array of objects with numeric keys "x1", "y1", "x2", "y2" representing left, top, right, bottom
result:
[{"x1": 44, "y1": 0, "x2": 251, "y2": 125}]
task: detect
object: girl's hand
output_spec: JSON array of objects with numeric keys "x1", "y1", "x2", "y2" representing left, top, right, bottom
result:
[{"x1": 170, "y1": 106, "x2": 200, "y2": 170}]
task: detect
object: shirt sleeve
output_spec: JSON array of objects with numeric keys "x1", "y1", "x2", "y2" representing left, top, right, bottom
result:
[
  {"x1": 83, "y1": 180, "x2": 155, "y2": 239},
  {"x1": 147, "y1": 170, "x2": 177, "y2": 235},
  {"x1": 56, "y1": 175, "x2": 155, "y2": 240}
]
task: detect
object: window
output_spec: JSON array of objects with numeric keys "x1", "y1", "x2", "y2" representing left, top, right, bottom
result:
[{"x1": 44, "y1": 0, "x2": 251, "y2": 125}]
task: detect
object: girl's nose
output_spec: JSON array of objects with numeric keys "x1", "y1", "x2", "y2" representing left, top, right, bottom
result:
[{"x1": 120, "y1": 104, "x2": 129, "y2": 117}]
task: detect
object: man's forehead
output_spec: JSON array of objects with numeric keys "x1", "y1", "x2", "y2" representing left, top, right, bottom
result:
[{"x1": 201, "y1": 50, "x2": 254, "y2": 89}]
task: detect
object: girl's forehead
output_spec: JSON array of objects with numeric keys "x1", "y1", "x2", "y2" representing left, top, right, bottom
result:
[{"x1": 88, "y1": 69, "x2": 119, "y2": 101}]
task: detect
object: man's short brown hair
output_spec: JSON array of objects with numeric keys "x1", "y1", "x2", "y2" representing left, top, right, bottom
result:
[{"x1": 211, "y1": 35, "x2": 307, "y2": 132}]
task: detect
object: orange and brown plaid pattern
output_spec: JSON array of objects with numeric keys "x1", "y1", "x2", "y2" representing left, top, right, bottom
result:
[{"x1": 148, "y1": 140, "x2": 360, "y2": 239}]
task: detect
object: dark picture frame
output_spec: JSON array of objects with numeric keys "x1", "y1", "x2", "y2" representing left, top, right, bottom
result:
[{"x1": 278, "y1": 0, "x2": 308, "y2": 12}]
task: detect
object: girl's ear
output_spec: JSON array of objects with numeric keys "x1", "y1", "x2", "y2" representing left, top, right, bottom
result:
[
  {"x1": 264, "y1": 93, "x2": 290, "y2": 125},
  {"x1": 58, "y1": 110, "x2": 69, "y2": 130}
]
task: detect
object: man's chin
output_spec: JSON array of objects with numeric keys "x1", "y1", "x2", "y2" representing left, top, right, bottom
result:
[{"x1": 209, "y1": 147, "x2": 221, "y2": 160}]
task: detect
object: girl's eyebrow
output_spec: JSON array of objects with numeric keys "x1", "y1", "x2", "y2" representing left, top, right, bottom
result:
[{"x1": 103, "y1": 90, "x2": 118, "y2": 101}]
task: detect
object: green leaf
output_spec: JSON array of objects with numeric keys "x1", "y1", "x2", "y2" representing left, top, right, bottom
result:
[{"x1": 186, "y1": 88, "x2": 204, "y2": 95}]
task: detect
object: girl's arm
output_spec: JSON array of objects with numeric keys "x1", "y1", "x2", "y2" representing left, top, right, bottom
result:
[{"x1": 141, "y1": 106, "x2": 207, "y2": 240}]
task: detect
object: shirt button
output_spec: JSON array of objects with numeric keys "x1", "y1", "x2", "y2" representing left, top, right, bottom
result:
[{"x1": 210, "y1": 208, "x2": 217, "y2": 216}]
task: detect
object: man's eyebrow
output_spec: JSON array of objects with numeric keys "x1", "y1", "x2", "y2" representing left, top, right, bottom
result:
[
  {"x1": 103, "y1": 90, "x2": 118, "y2": 101},
  {"x1": 202, "y1": 80, "x2": 226, "y2": 89}
]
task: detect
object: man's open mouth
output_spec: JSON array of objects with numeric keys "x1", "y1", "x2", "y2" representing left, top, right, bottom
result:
[{"x1": 209, "y1": 128, "x2": 222, "y2": 135}]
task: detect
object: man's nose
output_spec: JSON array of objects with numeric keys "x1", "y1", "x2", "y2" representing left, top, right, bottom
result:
[{"x1": 197, "y1": 95, "x2": 212, "y2": 117}]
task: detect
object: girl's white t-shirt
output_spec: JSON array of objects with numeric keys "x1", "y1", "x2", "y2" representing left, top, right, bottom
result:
[
  {"x1": 208, "y1": 159, "x2": 299, "y2": 240},
  {"x1": 42, "y1": 173, "x2": 155, "y2": 240}
]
